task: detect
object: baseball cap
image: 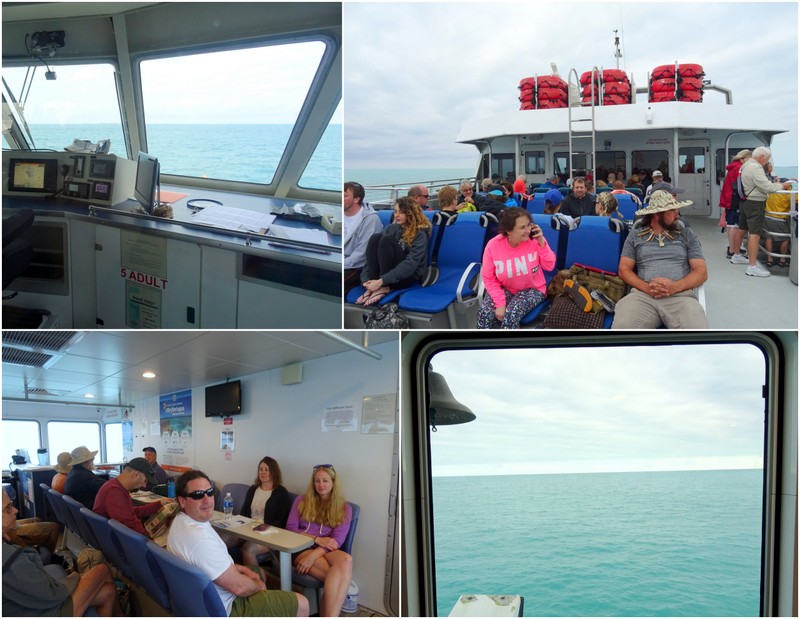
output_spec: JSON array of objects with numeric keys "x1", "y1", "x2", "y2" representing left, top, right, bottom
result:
[{"x1": 126, "y1": 457, "x2": 158, "y2": 485}]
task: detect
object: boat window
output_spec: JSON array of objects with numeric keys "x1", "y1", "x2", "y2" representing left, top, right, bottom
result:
[
  {"x1": 2, "y1": 420, "x2": 41, "y2": 467},
  {"x1": 632, "y1": 150, "x2": 669, "y2": 178},
  {"x1": 47, "y1": 421, "x2": 101, "y2": 464},
  {"x1": 139, "y1": 40, "x2": 327, "y2": 187},
  {"x1": 1, "y1": 64, "x2": 126, "y2": 154},
  {"x1": 299, "y1": 100, "x2": 342, "y2": 191},
  {"x1": 524, "y1": 151, "x2": 545, "y2": 175},
  {"x1": 595, "y1": 151, "x2": 627, "y2": 181},
  {"x1": 490, "y1": 154, "x2": 515, "y2": 183},
  {"x1": 679, "y1": 147, "x2": 705, "y2": 173},
  {"x1": 715, "y1": 148, "x2": 757, "y2": 184},
  {"x1": 104, "y1": 423, "x2": 123, "y2": 464},
  {"x1": 424, "y1": 340, "x2": 768, "y2": 617},
  {"x1": 554, "y1": 151, "x2": 589, "y2": 176}
]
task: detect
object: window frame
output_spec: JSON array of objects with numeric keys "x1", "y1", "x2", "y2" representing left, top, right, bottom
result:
[
  {"x1": 46, "y1": 420, "x2": 102, "y2": 462},
  {"x1": 403, "y1": 332, "x2": 786, "y2": 617},
  {"x1": 2, "y1": 418, "x2": 42, "y2": 465}
]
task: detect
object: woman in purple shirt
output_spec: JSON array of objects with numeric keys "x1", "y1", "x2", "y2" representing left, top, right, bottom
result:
[{"x1": 286, "y1": 464, "x2": 352, "y2": 617}]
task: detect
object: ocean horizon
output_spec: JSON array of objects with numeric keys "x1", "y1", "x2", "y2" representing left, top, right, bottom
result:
[{"x1": 432, "y1": 468, "x2": 762, "y2": 616}]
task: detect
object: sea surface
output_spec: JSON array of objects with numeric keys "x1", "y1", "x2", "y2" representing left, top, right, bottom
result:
[
  {"x1": 432, "y1": 469, "x2": 763, "y2": 617},
  {"x1": 20, "y1": 123, "x2": 342, "y2": 190}
]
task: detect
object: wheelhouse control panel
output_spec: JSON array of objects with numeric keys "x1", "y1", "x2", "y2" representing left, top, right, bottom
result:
[{"x1": 2, "y1": 151, "x2": 136, "y2": 206}]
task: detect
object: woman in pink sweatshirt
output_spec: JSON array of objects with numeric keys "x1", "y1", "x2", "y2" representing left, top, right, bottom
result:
[{"x1": 477, "y1": 207, "x2": 556, "y2": 328}]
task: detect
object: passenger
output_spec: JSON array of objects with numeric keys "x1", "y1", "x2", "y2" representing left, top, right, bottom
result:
[
  {"x1": 168, "y1": 470, "x2": 308, "y2": 617},
  {"x1": 720, "y1": 150, "x2": 751, "y2": 259},
  {"x1": 456, "y1": 180, "x2": 486, "y2": 210},
  {"x1": 407, "y1": 185, "x2": 430, "y2": 210},
  {"x1": 595, "y1": 192, "x2": 621, "y2": 218},
  {"x1": 513, "y1": 174, "x2": 527, "y2": 195},
  {"x1": 543, "y1": 188, "x2": 564, "y2": 214},
  {"x1": 559, "y1": 177, "x2": 595, "y2": 217},
  {"x1": 63, "y1": 446, "x2": 106, "y2": 509},
  {"x1": 729, "y1": 146, "x2": 793, "y2": 277},
  {"x1": 93, "y1": 458, "x2": 166, "y2": 538},
  {"x1": 356, "y1": 197, "x2": 432, "y2": 306},
  {"x1": 478, "y1": 177, "x2": 493, "y2": 195},
  {"x1": 439, "y1": 185, "x2": 473, "y2": 214},
  {"x1": 2, "y1": 486, "x2": 59, "y2": 554},
  {"x1": 343, "y1": 181, "x2": 383, "y2": 295},
  {"x1": 239, "y1": 457, "x2": 293, "y2": 571},
  {"x1": 500, "y1": 181, "x2": 519, "y2": 207},
  {"x1": 286, "y1": 465, "x2": 353, "y2": 618},
  {"x1": 540, "y1": 174, "x2": 561, "y2": 190},
  {"x1": 611, "y1": 180, "x2": 642, "y2": 206},
  {"x1": 607, "y1": 171, "x2": 617, "y2": 185},
  {"x1": 626, "y1": 174, "x2": 644, "y2": 195},
  {"x1": 50, "y1": 452, "x2": 71, "y2": 494},
  {"x1": 764, "y1": 188, "x2": 792, "y2": 268},
  {"x1": 476, "y1": 207, "x2": 556, "y2": 329},
  {"x1": 142, "y1": 446, "x2": 170, "y2": 490},
  {"x1": 644, "y1": 170, "x2": 663, "y2": 202},
  {"x1": 613, "y1": 190, "x2": 708, "y2": 329},
  {"x1": 2, "y1": 489, "x2": 123, "y2": 617}
]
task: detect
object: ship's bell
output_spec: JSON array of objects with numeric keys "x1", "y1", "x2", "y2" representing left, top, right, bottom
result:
[{"x1": 428, "y1": 371, "x2": 475, "y2": 427}]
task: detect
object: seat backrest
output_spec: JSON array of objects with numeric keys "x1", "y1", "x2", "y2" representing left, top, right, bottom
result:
[
  {"x1": 341, "y1": 502, "x2": 360, "y2": 555},
  {"x1": 147, "y1": 540, "x2": 227, "y2": 617},
  {"x1": 45, "y1": 488, "x2": 70, "y2": 528},
  {"x1": 527, "y1": 194, "x2": 547, "y2": 214},
  {"x1": 109, "y1": 519, "x2": 170, "y2": 610},
  {"x1": 62, "y1": 494, "x2": 98, "y2": 547},
  {"x1": 613, "y1": 193, "x2": 639, "y2": 220},
  {"x1": 435, "y1": 213, "x2": 487, "y2": 269},
  {"x1": 532, "y1": 214, "x2": 566, "y2": 274},
  {"x1": 564, "y1": 215, "x2": 624, "y2": 274},
  {"x1": 216, "y1": 482, "x2": 250, "y2": 514},
  {"x1": 80, "y1": 507, "x2": 129, "y2": 577},
  {"x1": 376, "y1": 209, "x2": 393, "y2": 226}
]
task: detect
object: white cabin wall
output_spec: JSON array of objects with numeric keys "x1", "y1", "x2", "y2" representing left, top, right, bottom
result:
[{"x1": 125, "y1": 339, "x2": 398, "y2": 615}]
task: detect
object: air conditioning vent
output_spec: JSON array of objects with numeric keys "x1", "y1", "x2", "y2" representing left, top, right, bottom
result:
[
  {"x1": 1, "y1": 331, "x2": 84, "y2": 368},
  {"x1": 26, "y1": 387, "x2": 71, "y2": 397},
  {"x1": 2, "y1": 348, "x2": 54, "y2": 368}
]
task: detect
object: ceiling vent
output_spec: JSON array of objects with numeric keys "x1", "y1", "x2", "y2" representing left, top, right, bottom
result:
[
  {"x1": 26, "y1": 387, "x2": 71, "y2": 397},
  {"x1": 2, "y1": 331, "x2": 84, "y2": 369}
]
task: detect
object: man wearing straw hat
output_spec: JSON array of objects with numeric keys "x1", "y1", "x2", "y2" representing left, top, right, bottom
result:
[
  {"x1": 64, "y1": 446, "x2": 107, "y2": 509},
  {"x1": 612, "y1": 190, "x2": 708, "y2": 329}
]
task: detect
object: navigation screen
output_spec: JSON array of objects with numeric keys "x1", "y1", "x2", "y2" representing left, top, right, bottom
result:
[{"x1": 13, "y1": 161, "x2": 46, "y2": 189}]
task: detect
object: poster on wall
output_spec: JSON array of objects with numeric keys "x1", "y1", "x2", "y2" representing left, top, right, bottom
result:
[
  {"x1": 321, "y1": 403, "x2": 358, "y2": 432},
  {"x1": 160, "y1": 389, "x2": 193, "y2": 468}
]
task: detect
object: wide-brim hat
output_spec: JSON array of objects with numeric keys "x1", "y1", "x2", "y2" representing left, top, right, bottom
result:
[
  {"x1": 733, "y1": 149, "x2": 752, "y2": 161},
  {"x1": 125, "y1": 457, "x2": 158, "y2": 485},
  {"x1": 635, "y1": 190, "x2": 693, "y2": 216},
  {"x1": 70, "y1": 445, "x2": 98, "y2": 466},
  {"x1": 54, "y1": 451, "x2": 72, "y2": 474}
]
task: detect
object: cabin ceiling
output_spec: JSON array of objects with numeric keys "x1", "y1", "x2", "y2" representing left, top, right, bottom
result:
[
  {"x1": 2, "y1": 331, "x2": 396, "y2": 407},
  {"x1": 1, "y1": 3, "x2": 160, "y2": 23}
]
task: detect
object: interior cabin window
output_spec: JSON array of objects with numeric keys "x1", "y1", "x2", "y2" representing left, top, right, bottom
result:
[
  {"x1": 299, "y1": 100, "x2": 342, "y2": 191},
  {"x1": 139, "y1": 41, "x2": 327, "y2": 187},
  {"x1": 1, "y1": 64, "x2": 126, "y2": 155},
  {"x1": 632, "y1": 150, "x2": 669, "y2": 178},
  {"x1": 427, "y1": 342, "x2": 766, "y2": 617},
  {"x1": 679, "y1": 147, "x2": 705, "y2": 173},
  {"x1": 2, "y1": 420, "x2": 41, "y2": 467},
  {"x1": 104, "y1": 423, "x2": 123, "y2": 464},
  {"x1": 715, "y1": 148, "x2": 756, "y2": 183},
  {"x1": 491, "y1": 154, "x2": 515, "y2": 183},
  {"x1": 524, "y1": 151, "x2": 545, "y2": 175},
  {"x1": 47, "y1": 421, "x2": 101, "y2": 464}
]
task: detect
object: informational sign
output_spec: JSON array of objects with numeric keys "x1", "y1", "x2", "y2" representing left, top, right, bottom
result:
[
  {"x1": 220, "y1": 429, "x2": 235, "y2": 451},
  {"x1": 361, "y1": 393, "x2": 397, "y2": 434},
  {"x1": 122, "y1": 419, "x2": 134, "y2": 453},
  {"x1": 322, "y1": 403, "x2": 358, "y2": 432},
  {"x1": 126, "y1": 281, "x2": 162, "y2": 328},
  {"x1": 160, "y1": 389, "x2": 193, "y2": 468},
  {"x1": 121, "y1": 231, "x2": 168, "y2": 329}
]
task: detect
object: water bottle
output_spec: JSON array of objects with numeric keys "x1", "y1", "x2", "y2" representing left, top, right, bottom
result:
[
  {"x1": 167, "y1": 480, "x2": 175, "y2": 499},
  {"x1": 223, "y1": 493, "x2": 233, "y2": 520}
]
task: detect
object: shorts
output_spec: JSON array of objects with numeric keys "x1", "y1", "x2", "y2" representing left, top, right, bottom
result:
[
  {"x1": 764, "y1": 216, "x2": 790, "y2": 236},
  {"x1": 231, "y1": 589, "x2": 299, "y2": 617},
  {"x1": 724, "y1": 205, "x2": 740, "y2": 226},
  {"x1": 737, "y1": 199, "x2": 766, "y2": 235}
]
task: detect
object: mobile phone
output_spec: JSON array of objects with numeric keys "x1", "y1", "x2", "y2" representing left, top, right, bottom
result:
[
  {"x1": 252, "y1": 523, "x2": 270, "y2": 532},
  {"x1": 529, "y1": 225, "x2": 541, "y2": 240}
]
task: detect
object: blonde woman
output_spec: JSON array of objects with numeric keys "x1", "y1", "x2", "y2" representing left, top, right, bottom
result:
[
  {"x1": 356, "y1": 196, "x2": 432, "y2": 306},
  {"x1": 286, "y1": 465, "x2": 352, "y2": 617},
  {"x1": 595, "y1": 192, "x2": 621, "y2": 218}
]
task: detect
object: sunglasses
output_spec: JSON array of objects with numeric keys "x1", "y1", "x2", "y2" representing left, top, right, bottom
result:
[
  {"x1": 313, "y1": 464, "x2": 335, "y2": 472},
  {"x1": 181, "y1": 487, "x2": 215, "y2": 500}
]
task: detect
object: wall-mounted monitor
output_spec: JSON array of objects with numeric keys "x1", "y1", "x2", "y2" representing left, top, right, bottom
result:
[
  {"x1": 205, "y1": 380, "x2": 242, "y2": 417},
  {"x1": 134, "y1": 151, "x2": 160, "y2": 214},
  {"x1": 8, "y1": 158, "x2": 59, "y2": 193}
]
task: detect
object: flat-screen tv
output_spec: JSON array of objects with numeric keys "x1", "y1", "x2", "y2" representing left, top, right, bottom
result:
[
  {"x1": 134, "y1": 151, "x2": 160, "y2": 214},
  {"x1": 205, "y1": 380, "x2": 242, "y2": 417}
]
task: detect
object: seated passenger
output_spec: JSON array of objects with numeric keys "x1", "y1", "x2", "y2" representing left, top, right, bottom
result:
[
  {"x1": 239, "y1": 457, "x2": 293, "y2": 571},
  {"x1": 93, "y1": 458, "x2": 166, "y2": 538},
  {"x1": 595, "y1": 192, "x2": 621, "y2": 218},
  {"x1": 560, "y1": 177, "x2": 595, "y2": 217},
  {"x1": 50, "y1": 452, "x2": 71, "y2": 494},
  {"x1": 168, "y1": 470, "x2": 308, "y2": 617},
  {"x1": 2, "y1": 486, "x2": 59, "y2": 554},
  {"x1": 540, "y1": 174, "x2": 561, "y2": 190},
  {"x1": 356, "y1": 197, "x2": 432, "y2": 306},
  {"x1": 440, "y1": 185, "x2": 473, "y2": 214},
  {"x1": 64, "y1": 446, "x2": 107, "y2": 509},
  {"x1": 612, "y1": 190, "x2": 708, "y2": 329},
  {"x1": 457, "y1": 180, "x2": 491, "y2": 210},
  {"x1": 142, "y1": 446, "x2": 170, "y2": 490},
  {"x1": 286, "y1": 465, "x2": 352, "y2": 618},
  {"x1": 3, "y1": 489, "x2": 123, "y2": 617},
  {"x1": 477, "y1": 207, "x2": 556, "y2": 329},
  {"x1": 344, "y1": 181, "x2": 383, "y2": 295},
  {"x1": 500, "y1": 181, "x2": 519, "y2": 207},
  {"x1": 513, "y1": 175, "x2": 527, "y2": 195},
  {"x1": 611, "y1": 180, "x2": 642, "y2": 205},
  {"x1": 543, "y1": 188, "x2": 564, "y2": 214}
]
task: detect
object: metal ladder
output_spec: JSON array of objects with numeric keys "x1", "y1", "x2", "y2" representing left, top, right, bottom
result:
[{"x1": 567, "y1": 67, "x2": 598, "y2": 182}]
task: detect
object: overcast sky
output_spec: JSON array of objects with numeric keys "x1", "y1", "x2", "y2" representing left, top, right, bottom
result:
[
  {"x1": 344, "y1": 2, "x2": 798, "y2": 169},
  {"x1": 429, "y1": 343, "x2": 766, "y2": 477}
]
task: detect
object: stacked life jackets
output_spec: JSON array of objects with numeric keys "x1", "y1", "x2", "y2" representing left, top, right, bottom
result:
[
  {"x1": 518, "y1": 75, "x2": 568, "y2": 110},
  {"x1": 648, "y1": 63, "x2": 705, "y2": 102},
  {"x1": 579, "y1": 69, "x2": 631, "y2": 106}
]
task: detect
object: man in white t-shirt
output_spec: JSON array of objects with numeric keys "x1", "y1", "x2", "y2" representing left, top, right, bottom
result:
[
  {"x1": 167, "y1": 470, "x2": 308, "y2": 617},
  {"x1": 344, "y1": 181, "x2": 383, "y2": 294}
]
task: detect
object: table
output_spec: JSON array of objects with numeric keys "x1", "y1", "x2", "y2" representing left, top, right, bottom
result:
[{"x1": 210, "y1": 511, "x2": 313, "y2": 591}]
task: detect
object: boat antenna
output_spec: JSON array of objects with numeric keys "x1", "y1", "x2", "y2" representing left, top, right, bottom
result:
[{"x1": 613, "y1": 29, "x2": 622, "y2": 70}]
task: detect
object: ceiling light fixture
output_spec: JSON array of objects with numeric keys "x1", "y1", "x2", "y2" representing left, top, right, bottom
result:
[{"x1": 142, "y1": 371, "x2": 156, "y2": 379}]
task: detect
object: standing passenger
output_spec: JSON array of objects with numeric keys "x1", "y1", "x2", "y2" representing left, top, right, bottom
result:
[{"x1": 720, "y1": 150, "x2": 751, "y2": 259}]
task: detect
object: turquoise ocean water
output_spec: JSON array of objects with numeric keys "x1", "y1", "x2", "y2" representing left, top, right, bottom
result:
[
  {"x1": 432, "y1": 469, "x2": 763, "y2": 617},
  {"x1": 19, "y1": 123, "x2": 342, "y2": 190}
]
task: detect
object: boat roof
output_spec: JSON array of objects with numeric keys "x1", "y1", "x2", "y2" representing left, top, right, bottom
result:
[{"x1": 457, "y1": 100, "x2": 788, "y2": 144}]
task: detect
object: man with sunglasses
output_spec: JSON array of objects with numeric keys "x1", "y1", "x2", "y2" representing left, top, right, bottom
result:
[{"x1": 167, "y1": 470, "x2": 309, "y2": 617}]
